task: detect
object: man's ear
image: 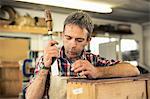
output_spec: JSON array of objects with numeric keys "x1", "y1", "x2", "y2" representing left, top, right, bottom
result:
[
  {"x1": 87, "y1": 37, "x2": 91, "y2": 42},
  {"x1": 86, "y1": 37, "x2": 91, "y2": 45}
]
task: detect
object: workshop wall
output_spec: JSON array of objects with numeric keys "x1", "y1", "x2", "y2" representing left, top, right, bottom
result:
[
  {"x1": 1, "y1": 7, "x2": 144, "y2": 65},
  {"x1": 143, "y1": 22, "x2": 150, "y2": 70}
]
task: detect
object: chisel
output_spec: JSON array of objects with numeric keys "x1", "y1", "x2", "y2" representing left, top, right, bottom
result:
[{"x1": 45, "y1": 9, "x2": 56, "y2": 65}]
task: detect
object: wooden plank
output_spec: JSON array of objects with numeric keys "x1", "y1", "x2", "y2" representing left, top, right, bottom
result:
[
  {"x1": 0, "y1": 80, "x2": 2, "y2": 96},
  {"x1": 67, "y1": 75, "x2": 150, "y2": 99},
  {"x1": 148, "y1": 80, "x2": 150, "y2": 99},
  {"x1": 0, "y1": 38, "x2": 29, "y2": 61},
  {"x1": 0, "y1": 61, "x2": 19, "y2": 68},
  {"x1": 67, "y1": 82, "x2": 95, "y2": 99},
  {"x1": 0, "y1": 67, "x2": 20, "y2": 80},
  {"x1": 96, "y1": 80, "x2": 146, "y2": 99},
  {"x1": 0, "y1": 25, "x2": 47, "y2": 34},
  {"x1": 68, "y1": 74, "x2": 150, "y2": 84},
  {"x1": 0, "y1": 68, "x2": 22, "y2": 97},
  {"x1": 0, "y1": 80, "x2": 22, "y2": 97},
  {"x1": 0, "y1": 38, "x2": 26, "y2": 97},
  {"x1": 67, "y1": 81, "x2": 147, "y2": 99}
]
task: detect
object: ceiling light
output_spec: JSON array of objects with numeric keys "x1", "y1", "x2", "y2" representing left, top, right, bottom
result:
[{"x1": 15, "y1": 0, "x2": 113, "y2": 13}]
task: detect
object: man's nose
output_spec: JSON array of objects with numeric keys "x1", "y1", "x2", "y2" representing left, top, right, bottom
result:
[{"x1": 70, "y1": 39, "x2": 77, "y2": 47}]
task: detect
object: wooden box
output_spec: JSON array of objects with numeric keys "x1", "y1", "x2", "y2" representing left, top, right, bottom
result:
[
  {"x1": 0, "y1": 67, "x2": 19, "y2": 80},
  {"x1": 0, "y1": 61, "x2": 22, "y2": 97},
  {"x1": 67, "y1": 74, "x2": 150, "y2": 99},
  {"x1": 0, "y1": 61, "x2": 20, "y2": 82},
  {"x1": 0, "y1": 80, "x2": 22, "y2": 97}
]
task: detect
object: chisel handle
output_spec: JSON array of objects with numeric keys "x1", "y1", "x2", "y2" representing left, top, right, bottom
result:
[{"x1": 45, "y1": 9, "x2": 56, "y2": 65}]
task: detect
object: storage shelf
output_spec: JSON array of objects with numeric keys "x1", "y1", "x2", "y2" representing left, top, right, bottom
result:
[{"x1": 0, "y1": 25, "x2": 48, "y2": 35}]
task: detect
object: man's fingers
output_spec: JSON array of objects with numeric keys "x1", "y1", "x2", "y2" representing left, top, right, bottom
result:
[
  {"x1": 74, "y1": 66, "x2": 86, "y2": 73},
  {"x1": 44, "y1": 50, "x2": 59, "y2": 56},
  {"x1": 45, "y1": 45, "x2": 58, "y2": 51},
  {"x1": 43, "y1": 50, "x2": 59, "y2": 66},
  {"x1": 44, "y1": 46, "x2": 59, "y2": 58},
  {"x1": 71, "y1": 60, "x2": 84, "y2": 70},
  {"x1": 47, "y1": 40, "x2": 58, "y2": 46},
  {"x1": 79, "y1": 71, "x2": 90, "y2": 76},
  {"x1": 44, "y1": 51, "x2": 59, "y2": 60},
  {"x1": 44, "y1": 59, "x2": 52, "y2": 67},
  {"x1": 43, "y1": 40, "x2": 59, "y2": 67}
]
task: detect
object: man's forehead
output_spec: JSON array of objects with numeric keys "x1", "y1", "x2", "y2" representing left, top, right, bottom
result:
[{"x1": 64, "y1": 24, "x2": 88, "y2": 35}]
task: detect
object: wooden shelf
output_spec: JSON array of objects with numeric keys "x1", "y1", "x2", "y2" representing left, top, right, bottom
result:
[{"x1": 0, "y1": 25, "x2": 48, "y2": 35}]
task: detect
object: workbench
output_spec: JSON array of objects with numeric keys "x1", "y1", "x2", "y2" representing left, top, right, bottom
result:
[{"x1": 67, "y1": 74, "x2": 150, "y2": 99}]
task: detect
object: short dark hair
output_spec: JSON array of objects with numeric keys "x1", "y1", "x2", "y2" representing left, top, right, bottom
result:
[{"x1": 63, "y1": 11, "x2": 94, "y2": 38}]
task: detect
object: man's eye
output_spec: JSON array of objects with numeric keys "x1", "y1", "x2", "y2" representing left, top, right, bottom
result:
[
  {"x1": 66, "y1": 37, "x2": 72, "y2": 40},
  {"x1": 76, "y1": 39, "x2": 84, "y2": 42}
]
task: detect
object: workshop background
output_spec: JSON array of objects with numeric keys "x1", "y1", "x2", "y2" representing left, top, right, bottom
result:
[{"x1": 0, "y1": 0, "x2": 150, "y2": 99}]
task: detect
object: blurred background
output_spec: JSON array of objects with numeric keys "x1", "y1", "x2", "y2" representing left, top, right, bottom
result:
[{"x1": 0, "y1": 0, "x2": 150, "y2": 99}]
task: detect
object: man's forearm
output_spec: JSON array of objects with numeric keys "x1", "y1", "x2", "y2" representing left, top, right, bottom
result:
[
  {"x1": 97, "y1": 62, "x2": 140, "y2": 78},
  {"x1": 26, "y1": 69, "x2": 49, "y2": 99}
]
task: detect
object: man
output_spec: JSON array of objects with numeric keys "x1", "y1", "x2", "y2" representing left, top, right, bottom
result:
[{"x1": 26, "y1": 11, "x2": 140, "y2": 99}]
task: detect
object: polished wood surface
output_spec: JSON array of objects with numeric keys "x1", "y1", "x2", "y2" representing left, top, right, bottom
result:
[{"x1": 67, "y1": 74, "x2": 150, "y2": 99}]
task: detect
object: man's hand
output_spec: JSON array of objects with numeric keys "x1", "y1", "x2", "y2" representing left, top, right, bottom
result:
[
  {"x1": 43, "y1": 40, "x2": 59, "y2": 67},
  {"x1": 71, "y1": 60, "x2": 100, "y2": 79}
]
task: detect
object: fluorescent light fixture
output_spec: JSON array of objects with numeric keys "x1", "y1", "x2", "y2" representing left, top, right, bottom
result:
[{"x1": 15, "y1": 0, "x2": 112, "y2": 13}]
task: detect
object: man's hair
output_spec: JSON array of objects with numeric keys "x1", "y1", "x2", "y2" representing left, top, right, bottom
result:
[{"x1": 63, "y1": 11, "x2": 94, "y2": 38}]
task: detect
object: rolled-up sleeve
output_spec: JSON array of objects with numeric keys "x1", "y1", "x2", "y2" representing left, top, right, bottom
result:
[{"x1": 96, "y1": 55, "x2": 120, "y2": 66}]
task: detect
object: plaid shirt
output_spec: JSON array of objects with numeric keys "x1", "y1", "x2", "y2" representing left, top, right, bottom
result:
[{"x1": 28, "y1": 46, "x2": 119, "y2": 99}]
